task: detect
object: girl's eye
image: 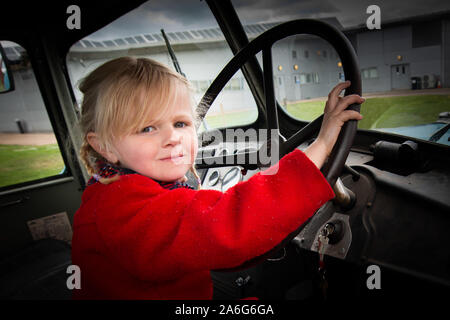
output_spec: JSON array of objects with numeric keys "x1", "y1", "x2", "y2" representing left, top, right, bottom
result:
[
  {"x1": 174, "y1": 121, "x2": 187, "y2": 128},
  {"x1": 141, "y1": 126, "x2": 155, "y2": 133}
]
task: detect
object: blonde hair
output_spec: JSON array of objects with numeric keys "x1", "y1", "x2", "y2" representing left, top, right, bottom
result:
[{"x1": 78, "y1": 56, "x2": 201, "y2": 187}]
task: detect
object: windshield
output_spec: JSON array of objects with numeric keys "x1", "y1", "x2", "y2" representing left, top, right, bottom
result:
[
  {"x1": 232, "y1": 0, "x2": 450, "y2": 146},
  {"x1": 66, "y1": 0, "x2": 258, "y2": 133}
]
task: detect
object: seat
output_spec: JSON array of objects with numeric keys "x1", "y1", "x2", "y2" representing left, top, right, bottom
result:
[{"x1": 0, "y1": 238, "x2": 72, "y2": 300}]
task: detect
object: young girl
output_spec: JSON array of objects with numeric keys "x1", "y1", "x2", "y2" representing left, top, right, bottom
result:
[{"x1": 71, "y1": 56, "x2": 364, "y2": 300}]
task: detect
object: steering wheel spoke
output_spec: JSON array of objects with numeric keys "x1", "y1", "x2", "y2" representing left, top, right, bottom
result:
[
  {"x1": 262, "y1": 45, "x2": 287, "y2": 162},
  {"x1": 282, "y1": 114, "x2": 324, "y2": 157},
  {"x1": 262, "y1": 46, "x2": 278, "y2": 133}
]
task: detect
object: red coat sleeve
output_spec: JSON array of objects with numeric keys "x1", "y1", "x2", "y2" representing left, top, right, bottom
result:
[{"x1": 91, "y1": 148, "x2": 334, "y2": 282}]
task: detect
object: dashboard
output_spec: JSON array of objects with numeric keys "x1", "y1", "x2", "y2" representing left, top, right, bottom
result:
[{"x1": 198, "y1": 140, "x2": 450, "y2": 287}]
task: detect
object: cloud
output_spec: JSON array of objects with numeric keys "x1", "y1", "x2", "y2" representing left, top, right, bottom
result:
[
  {"x1": 232, "y1": 0, "x2": 339, "y2": 23},
  {"x1": 88, "y1": 0, "x2": 216, "y2": 40},
  {"x1": 87, "y1": 0, "x2": 450, "y2": 40}
]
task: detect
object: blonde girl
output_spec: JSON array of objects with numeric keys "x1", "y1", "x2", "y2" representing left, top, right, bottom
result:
[{"x1": 72, "y1": 56, "x2": 364, "y2": 299}]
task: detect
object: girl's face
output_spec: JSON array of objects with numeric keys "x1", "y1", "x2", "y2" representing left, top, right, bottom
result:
[{"x1": 109, "y1": 87, "x2": 198, "y2": 182}]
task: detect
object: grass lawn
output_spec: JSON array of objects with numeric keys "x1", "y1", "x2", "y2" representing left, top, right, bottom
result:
[
  {"x1": 0, "y1": 144, "x2": 65, "y2": 188},
  {"x1": 199, "y1": 109, "x2": 258, "y2": 131},
  {"x1": 286, "y1": 94, "x2": 450, "y2": 129}
]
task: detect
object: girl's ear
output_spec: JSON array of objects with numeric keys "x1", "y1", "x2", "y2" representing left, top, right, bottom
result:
[{"x1": 86, "y1": 132, "x2": 119, "y2": 164}]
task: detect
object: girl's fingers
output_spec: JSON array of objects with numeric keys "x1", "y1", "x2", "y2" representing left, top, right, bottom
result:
[
  {"x1": 335, "y1": 94, "x2": 365, "y2": 113},
  {"x1": 327, "y1": 81, "x2": 351, "y2": 110},
  {"x1": 339, "y1": 110, "x2": 363, "y2": 122}
]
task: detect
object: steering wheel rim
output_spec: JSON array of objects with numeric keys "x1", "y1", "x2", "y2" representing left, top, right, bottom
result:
[{"x1": 197, "y1": 19, "x2": 362, "y2": 187}]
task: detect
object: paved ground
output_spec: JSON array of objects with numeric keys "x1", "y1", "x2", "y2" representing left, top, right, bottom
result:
[{"x1": 0, "y1": 133, "x2": 57, "y2": 146}]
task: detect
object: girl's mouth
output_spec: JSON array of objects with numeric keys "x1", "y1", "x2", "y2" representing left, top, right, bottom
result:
[{"x1": 160, "y1": 154, "x2": 184, "y2": 161}]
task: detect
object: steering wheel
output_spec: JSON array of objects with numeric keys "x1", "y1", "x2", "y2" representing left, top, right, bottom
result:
[
  {"x1": 198, "y1": 19, "x2": 361, "y2": 270},
  {"x1": 197, "y1": 19, "x2": 361, "y2": 188}
]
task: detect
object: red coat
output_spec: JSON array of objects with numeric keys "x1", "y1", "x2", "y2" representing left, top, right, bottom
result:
[{"x1": 71, "y1": 149, "x2": 334, "y2": 299}]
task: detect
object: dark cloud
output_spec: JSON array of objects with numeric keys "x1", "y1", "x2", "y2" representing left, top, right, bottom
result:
[
  {"x1": 89, "y1": 0, "x2": 216, "y2": 40},
  {"x1": 232, "y1": 0, "x2": 339, "y2": 22},
  {"x1": 88, "y1": 0, "x2": 450, "y2": 40}
]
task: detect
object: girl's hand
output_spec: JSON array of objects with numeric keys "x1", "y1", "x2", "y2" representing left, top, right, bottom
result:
[
  {"x1": 304, "y1": 81, "x2": 364, "y2": 169},
  {"x1": 317, "y1": 81, "x2": 364, "y2": 156}
]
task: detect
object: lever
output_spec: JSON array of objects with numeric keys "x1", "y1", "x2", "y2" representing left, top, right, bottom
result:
[{"x1": 332, "y1": 178, "x2": 356, "y2": 210}]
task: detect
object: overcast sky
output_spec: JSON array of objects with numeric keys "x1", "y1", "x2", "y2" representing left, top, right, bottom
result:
[{"x1": 88, "y1": 0, "x2": 450, "y2": 40}]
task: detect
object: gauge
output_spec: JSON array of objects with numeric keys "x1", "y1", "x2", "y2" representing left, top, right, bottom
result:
[
  {"x1": 208, "y1": 170, "x2": 220, "y2": 186},
  {"x1": 221, "y1": 167, "x2": 241, "y2": 191}
]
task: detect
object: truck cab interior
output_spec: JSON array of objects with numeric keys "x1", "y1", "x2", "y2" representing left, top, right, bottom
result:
[{"x1": 0, "y1": 0, "x2": 449, "y2": 301}]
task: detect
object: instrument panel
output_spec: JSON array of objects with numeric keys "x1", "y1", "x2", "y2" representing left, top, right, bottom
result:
[{"x1": 199, "y1": 141, "x2": 374, "y2": 192}]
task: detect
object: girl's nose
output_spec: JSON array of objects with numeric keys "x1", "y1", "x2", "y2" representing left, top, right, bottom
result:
[{"x1": 163, "y1": 126, "x2": 182, "y2": 147}]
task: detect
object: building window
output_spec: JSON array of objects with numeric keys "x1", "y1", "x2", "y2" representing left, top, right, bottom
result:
[
  {"x1": 306, "y1": 73, "x2": 311, "y2": 83},
  {"x1": 292, "y1": 50, "x2": 297, "y2": 59},
  {"x1": 362, "y1": 67, "x2": 378, "y2": 79},
  {"x1": 313, "y1": 73, "x2": 319, "y2": 84},
  {"x1": 304, "y1": 50, "x2": 309, "y2": 58},
  {"x1": 299, "y1": 72, "x2": 319, "y2": 84},
  {"x1": 194, "y1": 77, "x2": 244, "y2": 92},
  {"x1": 191, "y1": 79, "x2": 212, "y2": 93},
  {"x1": 300, "y1": 74, "x2": 306, "y2": 84},
  {"x1": 224, "y1": 78, "x2": 243, "y2": 90},
  {"x1": 362, "y1": 69, "x2": 369, "y2": 78}
]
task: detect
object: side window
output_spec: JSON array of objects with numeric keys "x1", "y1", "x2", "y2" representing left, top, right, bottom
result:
[{"x1": 0, "y1": 41, "x2": 65, "y2": 189}]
